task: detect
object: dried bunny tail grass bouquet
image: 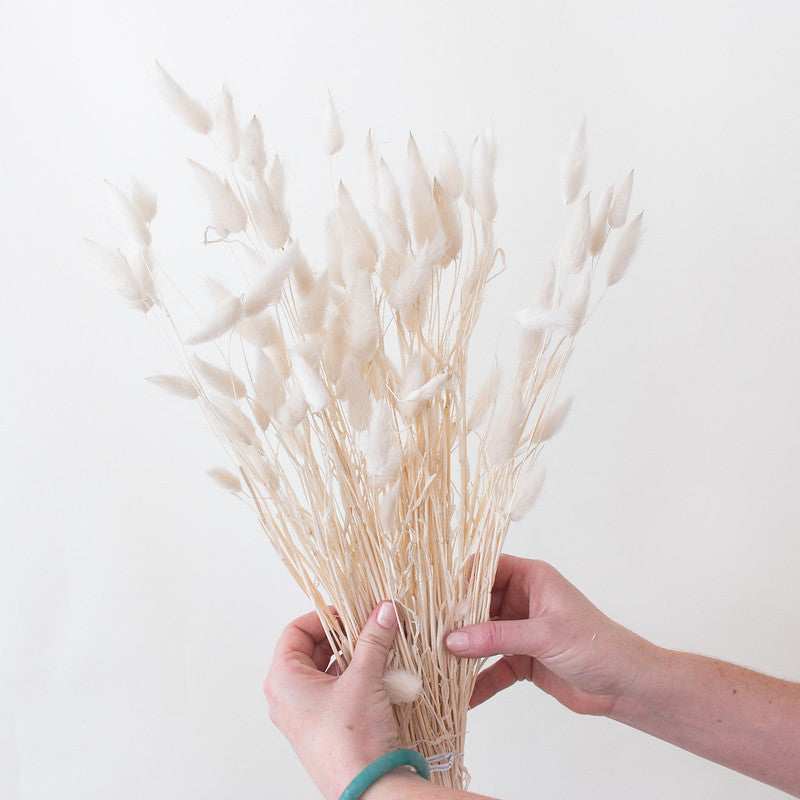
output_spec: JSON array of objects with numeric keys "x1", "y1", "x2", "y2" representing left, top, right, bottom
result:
[{"x1": 88, "y1": 65, "x2": 642, "y2": 788}]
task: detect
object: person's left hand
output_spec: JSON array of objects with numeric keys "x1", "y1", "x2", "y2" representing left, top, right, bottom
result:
[{"x1": 264, "y1": 602, "x2": 400, "y2": 800}]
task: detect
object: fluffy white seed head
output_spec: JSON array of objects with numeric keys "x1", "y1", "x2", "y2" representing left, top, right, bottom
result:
[
  {"x1": 156, "y1": 62, "x2": 212, "y2": 135},
  {"x1": 323, "y1": 92, "x2": 344, "y2": 156},
  {"x1": 106, "y1": 180, "x2": 152, "y2": 248},
  {"x1": 606, "y1": 211, "x2": 643, "y2": 287},
  {"x1": 215, "y1": 85, "x2": 240, "y2": 162},
  {"x1": 146, "y1": 374, "x2": 199, "y2": 400},
  {"x1": 188, "y1": 160, "x2": 247, "y2": 236},
  {"x1": 242, "y1": 241, "x2": 301, "y2": 316},
  {"x1": 468, "y1": 360, "x2": 500, "y2": 432},
  {"x1": 129, "y1": 177, "x2": 158, "y2": 229},
  {"x1": 240, "y1": 116, "x2": 267, "y2": 179},
  {"x1": 514, "y1": 307, "x2": 575, "y2": 335},
  {"x1": 486, "y1": 395, "x2": 526, "y2": 466},
  {"x1": 185, "y1": 294, "x2": 244, "y2": 345},
  {"x1": 535, "y1": 396, "x2": 573, "y2": 443},
  {"x1": 561, "y1": 117, "x2": 587, "y2": 205},
  {"x1": 589, "y1": 185, "x2": 613, "y2": 256},
  {"x1": 192, "y1": 355, "x2": 247, "y2": 399},
  {"x1": 608, "y1": 169, "x2": 634, "y2": 229},
  {"x1": 437, "y1": 134, "x2": 463, "y2": 198},
  {"x1": 85, "y1": 240, "x2": 157, "y2": 313},
  {"x1": 567, "y1": 271, "x2": 591, "y2": 336},
  {"x1": 347, "y1": 271, "x2": 379, "y2": 363},
  {"x1": 509, "y1": 465, "x2": 546, "y2": 522},
  {"x1": 365, "y1": 401, "x2": 402, "y2": 488},
  {"x1": 407, "y1": 134, "x2": 440, "y2": 248},
  {"x1": 383, "y1": 668, "x2": 422, "y2": 704},
  {"x1": 248, "y1": 179, "x2": 290, "y2": 250},
  {"x1": 289, "y1": 349, "x2": 330, "y2": 413},
  {"x1": 561, "y1": 192, "x2": 591, "y2": 274},
  {"x1": 207, "y1": 467, "x2": 242, "y2": 494},
  {"x1": 254, "y1": 349, "x2": 286, "y2": 416}
]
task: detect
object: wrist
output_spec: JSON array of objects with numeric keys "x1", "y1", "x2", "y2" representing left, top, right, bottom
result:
[{"x1": 607, "y1": 639, "x2": 668, "y2": 722}]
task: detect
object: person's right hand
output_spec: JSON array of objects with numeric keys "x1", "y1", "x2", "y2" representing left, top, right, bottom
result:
[{"x1": 445, "y1": 555, "x2": 657, "y2": 716}]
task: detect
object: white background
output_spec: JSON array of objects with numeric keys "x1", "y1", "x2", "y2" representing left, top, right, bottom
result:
[{"x1": 2, "y1": 1, "x2": 800, "y2": 798}]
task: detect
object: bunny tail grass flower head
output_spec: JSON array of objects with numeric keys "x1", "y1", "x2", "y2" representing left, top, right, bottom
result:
[{"x1": 89, "y1": 66, "x2": 643, "y2": 789}]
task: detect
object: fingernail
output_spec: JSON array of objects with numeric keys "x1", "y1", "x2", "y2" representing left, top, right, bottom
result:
[
  {"x1": 376, "y1": 601, "x2": 397, "y2": 629},
  {"x1": 446, "y1": 631, "x2": 469, "y2": 652}
]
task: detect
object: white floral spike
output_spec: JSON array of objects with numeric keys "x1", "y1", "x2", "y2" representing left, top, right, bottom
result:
[
  {"x1": 340, "y1": 357, "x2": 371, "y2": 432},
  {"x1": 399, "y1": 354, "x2": 426, "y2": 418},
  {"x1": 239, "y1": 311, "x2": 280, "y2": 349},
  {"x1": 365, "y1": 401, "x2": 401, "y2": 487},
  {"x1": 254, "y1": 349, "x2": 286, "y2": 416},
  {"x1": 323, "y1": 92, "x2": 344, "y2": 156},
  {"x1": 437, "y1": 134, "x2": 463, "y2": 198},
  {"x1": 242, "y1": 241, "x2": 301, "y2": 316},
  {"x1": 105, "y1": 181, "x2": 151, "y2": 248},
  {"x1": 146, "y1": 374, "x2": 199, "y2": 400},
  {"x1": 486, "y1": 395, "x2": 526, "y2": 466},
  {"x1": 534, "y1": 260, "x2": 557, "y2": 308},
  {"x1": 536, "y1": 396, "x2": 573, "y2": 442},
  {"x1": 84, "y1": 239, "x2": 156, "y2": 312},
  {"x1": 248, "y1": 180, "x2": 290, "y2": 250},
  {"x1": 269, "y1": 156, "x2": 286, "y2": 207},
  {"x1": 407, "y1": 134, "x2": 439, "y2": 247},
  {"x1": 561, "y1": 192, "x2": 591, "y2": 274},
  {"x1": 401, "y1": 371, "x2": 450, "y2": 405},
  {"x1": 208, "y1": 396, "x2": 256, "y2": 444},
  {"x1": 374, "y1": 206, "x2": 409, "y2": 255},
  {"x1": 129, "y1": 177, "x2": 157, "y2": 225},
  {"x1": 561, "y1": 116, "x2": 587, "y2": 205},
  {"x1": 509, "y1": 466, "x2": 546, "y2": 522},
  {"x1": 347, "y1": 271, "x2": 379, "y2": 363},
  {"x1": 514, "y1": 307, "x2": 575, "y2": 334},
  {"x1": 364, "y1": 130, "x2": 379, "y2": 206},
  {"x1": 155, "y1": 62, "x2": 212, "y2": 135},
  {"x1": 192, "y1": 355, "x2": 247, "y2": 399},
  {"x1": 467, "y1": 360, "x2": 500, "y2": 432},
  {"x1": 433, "y1": 178, "x2": 462, "y2": 264},
  {"x1": 240, "y1": 116, "x2": 267, "y2": 177},
  {"x1": 279, "y1": 384, "x2": 309, "y2": 429},
  {"x1": 377, "y1": 159, "x2": 410, "y2": 246},
  {"x1": 188, "y1": 160, "x2": 247, "y2": 236},
  {"x1": 215, "y1": 84, "x2": 240, "y2": 162},
  {"x1": 207, "y1": 467, "x2": 242, "y2": 494},
  {"x1": 384, "y1": 668, "x2": 422, "y2": 704},
  {"x1": 608, "y1": 169, "x2": 634, "y2": 229},
  {"x1": 290, "y1": 350, "x2": 330, "y2": 413},
  {"x1": 606, "y1": 211, "x2": 643, "y2": 287},
  {"x1": 185, "y1": 294, "x2": 244, "y2": 345},
  {"x1": 590, "y1": 185, "x2": 613, "y2": 256},
  {"x1": 470, "y1": 128, "x2": 497, "y2": 223},
  {"x1": 567, "y1": 270, "x2": 592, "y2": 335}
]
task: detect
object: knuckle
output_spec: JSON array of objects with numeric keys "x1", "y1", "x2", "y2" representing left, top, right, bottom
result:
[{"x1": 358, "y1": 630, "x2": 390, "y2": 655}]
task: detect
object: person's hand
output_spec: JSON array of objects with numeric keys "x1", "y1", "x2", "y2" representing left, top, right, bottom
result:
[
  {"x1": 446, "y1": 555, "x2": 656, "y2": 716},
  {"x1": 264, "y1": 602, "x2": 401, "y2": 800}
]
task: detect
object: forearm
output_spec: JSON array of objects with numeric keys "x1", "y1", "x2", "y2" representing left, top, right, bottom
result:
[
  {"x1": 610, "y1": 647, "x2": 800, "y2": 796},
  {"x1": 363, "y1": 770, "x2": 498, "y2": 800}
]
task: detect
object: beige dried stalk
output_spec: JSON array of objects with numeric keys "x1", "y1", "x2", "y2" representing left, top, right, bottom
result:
[{"x1": 89, "y1": 67, "x2": 642, "y2": 789}]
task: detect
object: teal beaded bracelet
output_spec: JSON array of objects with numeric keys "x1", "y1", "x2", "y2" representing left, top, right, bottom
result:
[{"x1": 338, "y1": 749, "x2": 431, "y2": 800}]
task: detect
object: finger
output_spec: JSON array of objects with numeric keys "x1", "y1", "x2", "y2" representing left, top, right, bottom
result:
[
  {"x1": 446, "y1": 618, "x2": 544, "y2": 659},
  {"x1": 273, "y1": 610, "x2": 330, "y2": 666},
  {"x1": 311, "y1": 638, "x2": 335, "y2": 672},
  {"x1": 469, "y1": 657, "x2": 519, "y2": 708},
  {"x1": 347, "y1": 601, "x2": 398, "y2": 680}
]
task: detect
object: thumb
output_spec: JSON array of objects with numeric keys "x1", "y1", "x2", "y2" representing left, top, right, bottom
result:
[
  {"x1": 446, "y1": 619, "x2": 541, "y2": 658},
  {"x1": 348, "y1": 601, "x2": 398, "y2": 679}
]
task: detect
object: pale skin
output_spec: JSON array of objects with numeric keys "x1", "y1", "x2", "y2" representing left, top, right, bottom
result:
[{"x1": 264, "y1": 555, "x2": 800, "y2": 799}]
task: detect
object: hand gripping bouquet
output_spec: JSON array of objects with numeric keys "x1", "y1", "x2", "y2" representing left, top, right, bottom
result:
[{"x1": 88, "y1": 65, "x2": 642, "y2": 788}]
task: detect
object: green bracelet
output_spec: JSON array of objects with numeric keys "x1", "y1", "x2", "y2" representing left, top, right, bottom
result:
[{"x1": 338, "y1": 749, "x2": 431, "y2": 800}]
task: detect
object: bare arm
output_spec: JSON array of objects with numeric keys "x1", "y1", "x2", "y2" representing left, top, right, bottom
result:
[
  {"x1": 610, "y1": 648, "x2": 800, "y2": 795},
  {"x1": 447, "y1": 555, "x2": 800, "y2": 797}
]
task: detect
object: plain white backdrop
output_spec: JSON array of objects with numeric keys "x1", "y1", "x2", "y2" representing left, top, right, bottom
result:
[{"x1": 2, "y1": 1, "x2": 800, "y2": 798}]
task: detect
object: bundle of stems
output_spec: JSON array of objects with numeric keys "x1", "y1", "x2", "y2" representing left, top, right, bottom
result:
[{"x1": 89, "y1": 66, "x2": 642, "y2": 788}]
